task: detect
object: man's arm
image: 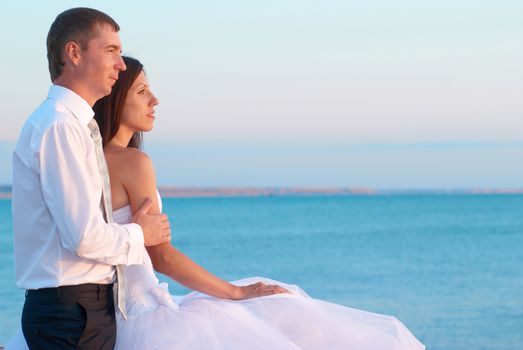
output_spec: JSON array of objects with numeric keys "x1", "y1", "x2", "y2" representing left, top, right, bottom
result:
[{"x1": 38, "y1": 121, "x2": 147, "y2": 265}]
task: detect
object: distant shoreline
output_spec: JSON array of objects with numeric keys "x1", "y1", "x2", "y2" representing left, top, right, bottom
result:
[{"x1": 1, "y1": 186, "x2": 522, "y2": 199}]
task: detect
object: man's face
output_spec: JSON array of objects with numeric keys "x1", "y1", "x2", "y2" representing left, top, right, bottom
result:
[{"x1": 78, "y1": 24, "x2": 126, "y2": 101}]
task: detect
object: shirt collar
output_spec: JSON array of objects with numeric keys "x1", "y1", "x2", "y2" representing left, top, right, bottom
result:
[{"x1": 47, "y1": 85, "x2": 95, "y2": 126}]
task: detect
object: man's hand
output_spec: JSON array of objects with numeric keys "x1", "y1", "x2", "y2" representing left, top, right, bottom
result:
[{"x1": 133, "y1": 198, "x2": 171, "y2": 246}]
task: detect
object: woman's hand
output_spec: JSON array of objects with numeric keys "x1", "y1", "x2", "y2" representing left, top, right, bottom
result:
[{"x1": 232, "y1": 282, "x2": 290, "y2": 300}]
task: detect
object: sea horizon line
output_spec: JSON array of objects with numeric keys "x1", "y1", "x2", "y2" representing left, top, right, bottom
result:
[{"x1": 0, "y1": 185, "x2": 522, "y2": 199}]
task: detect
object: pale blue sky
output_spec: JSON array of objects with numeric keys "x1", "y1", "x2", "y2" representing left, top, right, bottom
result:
[{"x1": 0, "y1": 1, "x2": 521, "y2": 187}]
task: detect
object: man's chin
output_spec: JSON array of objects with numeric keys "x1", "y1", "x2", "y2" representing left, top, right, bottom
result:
[{"x1": 101, "y1": 86, "x2": 113, "y2": 97}]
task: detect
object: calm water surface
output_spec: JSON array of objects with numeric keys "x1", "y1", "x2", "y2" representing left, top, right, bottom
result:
[{"x1": 1, "y1": 194, "x2": 522, "y2": 349}]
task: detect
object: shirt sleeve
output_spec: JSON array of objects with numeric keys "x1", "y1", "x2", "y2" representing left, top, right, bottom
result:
[{"x1": 37, "y1": 121, "x2": 147, "y2": 266}]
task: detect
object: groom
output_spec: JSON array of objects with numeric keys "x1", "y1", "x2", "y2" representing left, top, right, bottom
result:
[{"x1": 12, "y1": 8, "x2": 171, "y2": 349}]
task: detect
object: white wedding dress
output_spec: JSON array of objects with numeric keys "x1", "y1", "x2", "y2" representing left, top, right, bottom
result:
[{"x1": 7, "y1": 194, "x2": 425, "y2": 350}]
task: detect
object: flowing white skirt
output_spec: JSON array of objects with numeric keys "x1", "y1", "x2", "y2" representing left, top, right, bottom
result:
[
  {"x1": 6, "y1": 277, "x2": 425, "y2": 350},
  {"x1": 117, "y1": 277, "x2": 424, "y2": 350}
]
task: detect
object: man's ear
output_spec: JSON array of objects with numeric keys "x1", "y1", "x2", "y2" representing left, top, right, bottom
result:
[{"x1": 63, "y1": 41, "x2": 82, "y2": 66}]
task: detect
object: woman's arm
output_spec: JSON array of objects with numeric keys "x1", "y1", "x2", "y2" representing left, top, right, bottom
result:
[
  {"x1": 146, "y1": 243, "x2": 238, "y2": 299},
  {"x1": 123, "y1": 151, "x2": 288, "y2": 300}
]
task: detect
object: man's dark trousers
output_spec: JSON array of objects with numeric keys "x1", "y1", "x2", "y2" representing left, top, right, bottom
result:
[{"x1": 21, "y1": 283, "x2": 116, "y2": 350}]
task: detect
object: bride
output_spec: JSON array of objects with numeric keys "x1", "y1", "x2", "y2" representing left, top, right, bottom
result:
[{"x1": 7, "y1": 56, "x2": 425, "y2": 350}]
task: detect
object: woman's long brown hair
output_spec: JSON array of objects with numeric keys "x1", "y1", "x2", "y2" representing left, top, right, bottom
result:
[{"x1": 93, "y1": 56, "x2": 144, "y2": 149}]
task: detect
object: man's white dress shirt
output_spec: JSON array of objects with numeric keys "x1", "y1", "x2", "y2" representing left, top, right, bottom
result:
[{"x1": 12, "y1": 85, "x2": 147, "y2": 289}]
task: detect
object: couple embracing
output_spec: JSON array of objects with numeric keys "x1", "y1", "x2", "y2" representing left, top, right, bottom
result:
[{"x1": 8, "y1": 7, "x2": 424, "y2": 350}]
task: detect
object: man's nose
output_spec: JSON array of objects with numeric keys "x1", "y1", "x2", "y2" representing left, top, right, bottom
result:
[{"x1": 116, "y1": 56, "x2": 126, "y2": 71}]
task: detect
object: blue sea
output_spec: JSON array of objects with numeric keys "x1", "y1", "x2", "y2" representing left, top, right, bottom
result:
[{"x1": 1, "y1": 194, "x2": 522, "y2": 349}]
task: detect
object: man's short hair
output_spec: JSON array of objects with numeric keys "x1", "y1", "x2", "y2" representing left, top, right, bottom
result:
[{"x1": 46, "y1": 7, "x2": 120, "y2": 82}]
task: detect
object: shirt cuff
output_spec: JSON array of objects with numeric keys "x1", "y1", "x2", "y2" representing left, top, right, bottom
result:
[{"x1": 122, "y1": 223, "x2": 147, "y2": 265}]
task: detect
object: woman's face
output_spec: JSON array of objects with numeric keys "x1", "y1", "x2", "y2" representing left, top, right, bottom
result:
[{"x1": 120, "y1": 70, "x2": 159, "y2": 133}]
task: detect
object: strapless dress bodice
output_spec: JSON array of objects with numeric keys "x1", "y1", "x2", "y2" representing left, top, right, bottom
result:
[{"x1": 112, "y1": 192, "x2": 178, "y2": 316}]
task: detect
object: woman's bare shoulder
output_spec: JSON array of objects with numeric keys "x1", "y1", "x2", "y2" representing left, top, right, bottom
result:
[
  {"x1": 106, "y1": 147, "x2": 156, "y2": 192},
  {"x1": 106, "y1": 147, "x2": 154, "y2": 173},
  {"x1": 104, "y1": 146, "x2": 158, "y2": 212}
]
